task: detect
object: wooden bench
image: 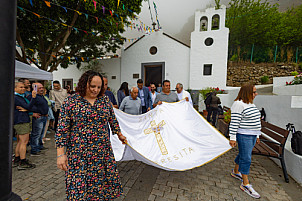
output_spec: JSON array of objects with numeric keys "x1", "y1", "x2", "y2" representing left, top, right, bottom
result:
[{"x1": 252, "y1": 120, "x2": 290, "y2": 183}]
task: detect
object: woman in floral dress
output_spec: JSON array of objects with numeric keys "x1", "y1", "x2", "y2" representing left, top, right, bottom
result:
[{"x1": 55, "y1": 70, "x2": 127, "y2": 200}]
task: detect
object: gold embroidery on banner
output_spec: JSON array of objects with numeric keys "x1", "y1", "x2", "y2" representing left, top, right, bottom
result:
[
  {"x1": 155, "y1": 147, "x2": 195, "y2": 164},
  {"x1": 144, "y1": 120, "x2": 168, "y2": 155}
]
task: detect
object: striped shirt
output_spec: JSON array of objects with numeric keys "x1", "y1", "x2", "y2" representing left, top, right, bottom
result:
[{"x1": 229, "y1": 100, "x2": 261, "y2": 141}]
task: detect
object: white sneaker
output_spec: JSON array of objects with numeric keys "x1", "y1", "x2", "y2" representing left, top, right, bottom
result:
[
  {"x1": 231, "y1": 169, "x2": 242, "y2": 181},
  {"x1": 240, "y1": 183, "x2": 260, "y2": 199}
]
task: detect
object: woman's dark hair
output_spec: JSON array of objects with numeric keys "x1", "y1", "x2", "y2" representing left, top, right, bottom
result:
[
  {"x1": 119, "y1": 82, "x2": 129, "y2": 96},
  {"x1": 235, "y1": 83, "x2": 255, "y2": 104},
  {"x1": 76, "y1": 70, "x2": 105, "y2": 97}
]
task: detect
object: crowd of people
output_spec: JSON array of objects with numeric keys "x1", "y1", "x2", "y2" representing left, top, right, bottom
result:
[
  {"x1": 13, "y1": 78, "x2": 69, "y2": 170},
  {"x1": 13, "y1": 71, "x2": 262, "y2": 199},
  {"x1": 117, "y1": 79, "x2": 192, "y2": 115}
]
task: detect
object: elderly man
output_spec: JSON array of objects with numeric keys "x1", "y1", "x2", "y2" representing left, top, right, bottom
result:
[
  {"x1": 153, "y1": 80, "x2": 180, "y2": 108},
  {"x1": 137, "y1": 79, "x2": 152, "y2": 113},
  {"x1": 29, "y1": 83, "x2": 49, "y2": 156},
  {"x1": 119, "y1": 86, "x2": 142, "y2": 115},
  {"x1": 103, "y1": 76, "x2": 118, "y2": 108},
  {"x1": 49, "y1": 80, "x2": 68, "y2": 131},
  {"x1": 175, "y1": 83, "x2": 193, "y2": 106}
]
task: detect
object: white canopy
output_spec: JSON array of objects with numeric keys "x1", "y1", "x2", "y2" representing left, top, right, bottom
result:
[{"x1": 15, "y1": 60, "x2": 53, "y2": 80}]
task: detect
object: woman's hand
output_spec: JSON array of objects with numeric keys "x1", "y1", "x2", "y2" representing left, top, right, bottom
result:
[
  {"x1": 229, "y1": 140, "x2": 237, "y2": 148},
  {"x1": 117, "y1": 132, "x2": 127, "y2": 144},
  {"x1": 57, "y1": 154, "x2": 68, "y2": 171},
  {"x1": 256, "y1": 138, "x2": 260, "y2": 144}
]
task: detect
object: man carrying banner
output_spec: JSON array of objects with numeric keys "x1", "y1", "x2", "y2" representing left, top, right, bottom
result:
[
  {"x1": 119, "y1": 86, "x2": 142, "y2": 115},
  {"x1": 175, "y1": 83, "x2": 193, "y2": 106},
  {"x1": 153, "y1": 80, "x2": 187, "y2": 108}
]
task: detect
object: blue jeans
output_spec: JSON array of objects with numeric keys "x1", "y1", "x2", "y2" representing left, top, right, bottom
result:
[
  {"x1": 234, "y1": 134, "x2": 257, "y2": 175},
  {"x1": 30, "y1": 116, "x2": 47, "y2": 154}
]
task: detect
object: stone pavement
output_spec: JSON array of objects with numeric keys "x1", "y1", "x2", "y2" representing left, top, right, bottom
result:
[{"x1": 12, "y1": 133, "x2": 302, "y2": 201}]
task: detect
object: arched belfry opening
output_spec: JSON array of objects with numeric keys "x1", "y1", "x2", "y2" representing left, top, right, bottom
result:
[
  {"x1": 200, "y1": 16, "x2": 208, "y2": 31},
  {"x1": 211, "y1": 14, "x2": 220, "y2": 30}
]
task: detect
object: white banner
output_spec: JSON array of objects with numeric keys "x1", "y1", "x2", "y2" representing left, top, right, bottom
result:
[{"x1": 110, "y1": 100, "x2": 231, "y2": 171}]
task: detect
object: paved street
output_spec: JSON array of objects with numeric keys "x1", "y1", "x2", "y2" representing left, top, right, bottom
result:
[{"x1": 12, "y1": 133, "x2": 302, "y2": 201}]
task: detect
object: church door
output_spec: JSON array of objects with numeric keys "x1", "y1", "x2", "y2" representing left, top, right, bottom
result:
[{"x1": 141, "y1": 62, "x2": 165, "y2": 87}]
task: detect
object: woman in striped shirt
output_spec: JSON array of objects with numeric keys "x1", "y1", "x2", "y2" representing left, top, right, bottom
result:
[{"x1": 229, "y1": 83, "x2": 261, "y2": 199}]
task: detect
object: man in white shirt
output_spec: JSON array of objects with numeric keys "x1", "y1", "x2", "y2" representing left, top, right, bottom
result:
[
  {"x1": 175, "y1": 83, "x2": 193, "y2": 106},
  {"x1": 149, "y1": 84, "x2": 158, "y2": 108}
]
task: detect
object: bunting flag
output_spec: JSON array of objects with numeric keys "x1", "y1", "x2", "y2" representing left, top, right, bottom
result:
[
  {"x1": 61, "y1": 6, "x2": 67, "y2": 12},
  {"x1": 44, "y1": 1, "x2": 51, "y2": 7},
  {"x1": 110, "y1": 100, "x2": 231, "y2": 170},
  {"x1": 118, "y1": 0, "x2": 120, "y2": 8},
  {"x1": 19, "y1": 1, "x2": 154, "y2": 35},
  {"x1": 93, "y1": 0, "x2": 97, "y2": 10},
  {"x1": 33, "y1": 12, "x2": 41, "y2": 18},
  {"x1": 29, "y1": 0, "x2": 33, "y2": 7}
]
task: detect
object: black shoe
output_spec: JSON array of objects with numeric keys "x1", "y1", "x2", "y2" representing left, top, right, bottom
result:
[
  {"x1": 40, "y1": 147, "x2": 48, "y2": 151},
  {"x1": 12, "y1": 159, "x2": 20, "y2": 168},
  {"x1": 17, "y1": 159, "x2": 36, "y2": 170},
  {"x1": 30, "y1": 152, "x2": 41, "y2": 156}
]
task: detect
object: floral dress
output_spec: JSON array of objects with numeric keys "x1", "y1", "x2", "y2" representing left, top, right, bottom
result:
[{"x1": 55, "y1": 94, "x2": 123, "y2": 200}]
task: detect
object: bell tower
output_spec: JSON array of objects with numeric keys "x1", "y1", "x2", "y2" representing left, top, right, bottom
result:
[{"x1": 189, "y1": 6, "x2": 229, "y2": 90}]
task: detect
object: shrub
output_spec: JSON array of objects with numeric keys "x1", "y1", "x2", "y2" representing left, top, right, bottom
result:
[
  {"x1": 260, "y1": 76, "x2": 269, "y2": 84},
  {"x1": 291, "y1": 71, "x2": 299, "y2": 76},
  {"x1": 199, "y1": 87, "x2": 225, "y2": 100},
  {"x1": 223, "y1": 110, "x2": 231, "y2": 124}
]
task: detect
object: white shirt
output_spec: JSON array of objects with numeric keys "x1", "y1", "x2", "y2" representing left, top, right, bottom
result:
[
  {"x1": 150, "y1": 91, "x2": 157, "y2": 104},
  {"x1": 176, "y1": 90, "x2": 193, "y2": 106}
]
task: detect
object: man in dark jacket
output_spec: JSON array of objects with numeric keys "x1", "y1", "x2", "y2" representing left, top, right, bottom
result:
[
  {"x1": 137, "y1": 79, "x2": 152, "y2": 113},
  {"x1": 29, "y1": 83, "x2": 49, "y2": 156},
  {"x1": 14, "y1": 82, "x2": 37, "y2": 170},
  {"x1": 207, "y1": 91, "x2": 221, "y2": 126}
]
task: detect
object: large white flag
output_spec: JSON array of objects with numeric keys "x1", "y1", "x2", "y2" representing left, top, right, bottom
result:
[{"x1": 110, "y1": 100, "x2": 231, "y2": 171}]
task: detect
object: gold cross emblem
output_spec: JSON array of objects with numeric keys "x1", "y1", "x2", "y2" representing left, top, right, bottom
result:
[{"x1": 144, "y1": 120, "x2": 168, "y2": 155}]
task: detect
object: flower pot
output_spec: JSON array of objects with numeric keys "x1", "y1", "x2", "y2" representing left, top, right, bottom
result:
[{"x1": 203, "y1": 110, "x2": 208, "y2": 117}]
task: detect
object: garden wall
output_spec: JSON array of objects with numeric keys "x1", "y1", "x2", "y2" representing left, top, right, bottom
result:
[{"x1": 227, "y1": 62, "x2": 299, "y2": 86}]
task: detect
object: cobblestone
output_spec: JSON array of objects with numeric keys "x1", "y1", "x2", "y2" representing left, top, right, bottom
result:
[{"x1": 11, "y1": 134, "x2": 301, "y2": 200}]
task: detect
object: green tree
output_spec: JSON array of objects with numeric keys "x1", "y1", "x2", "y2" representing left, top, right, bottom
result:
[
  {"x1": 226, "y1": 0, "x2": 279, "y2": 60},
  {"x1": 16, "y1": 0, "x2": 144, "y2": 72}
]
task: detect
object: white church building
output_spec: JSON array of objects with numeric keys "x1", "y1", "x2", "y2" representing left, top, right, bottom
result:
[{"x1": 53, "y1": 6, "x2": 229, "y2": 92}]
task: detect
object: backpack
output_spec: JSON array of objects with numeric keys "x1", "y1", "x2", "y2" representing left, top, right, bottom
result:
[
  {"x1": 287, "y1": 123, "x2": 302, "y2": 156},
  {"x1": 204, "y1": 93, "x2": 212, "y2": 106},
  {"x1": 291, "y1": 130, "x2": 302, "y2": 156}
]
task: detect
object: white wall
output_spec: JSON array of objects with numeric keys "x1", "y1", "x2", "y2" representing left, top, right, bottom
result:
[
  {"x1": 272, "y1": 76, "x2": 302, "y2": 95},
  {"x1": 121, "y1": 30, "x2": 190, "y2": 89},
  {"x1": 99, "y1": 58, "x2": 121, "y2": 92},
  {"x1": 52, "y1": 64, "x2": 83, "y2": 89},
  {"x1": 190, "y1": 7, "x2": 229, "y2": 90},
  {"x1": 254, "y1": 95, "x2": 302, "y2": 131}
]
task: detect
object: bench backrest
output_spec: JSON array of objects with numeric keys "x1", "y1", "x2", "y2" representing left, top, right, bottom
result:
[{"x1": 261, "y1": 120, "x2": 289, "y2": 155}]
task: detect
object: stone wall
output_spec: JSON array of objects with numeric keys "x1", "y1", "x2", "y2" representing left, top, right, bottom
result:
[{"x1": 227, "y1": 62, "x2": 299, "y2": 86}]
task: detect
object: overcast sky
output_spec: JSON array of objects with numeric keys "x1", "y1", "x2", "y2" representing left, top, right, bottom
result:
[{"x1": 120, "y1": 0, "x2": 301, "y2": 51}]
